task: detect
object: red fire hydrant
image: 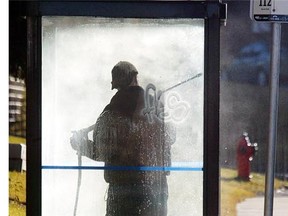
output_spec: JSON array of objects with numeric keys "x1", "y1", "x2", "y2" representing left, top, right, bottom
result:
[{"x1": 236, "y1": 132, "x2": 257, "y2": 181}]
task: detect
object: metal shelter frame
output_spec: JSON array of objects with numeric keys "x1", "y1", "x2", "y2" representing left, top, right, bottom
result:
[{"x1": 10, "y1": 1, "x2": 227, "y2": 215}]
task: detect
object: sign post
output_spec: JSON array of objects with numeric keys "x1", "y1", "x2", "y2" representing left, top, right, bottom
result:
[
  {"x1": 264, "y1": 22, "x2": 281, "y2": 216},
  {"x1": 250, "y1": 0, "x2": 287, "y2": 215}
]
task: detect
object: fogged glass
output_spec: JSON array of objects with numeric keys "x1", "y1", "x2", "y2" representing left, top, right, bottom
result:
[{"x1": 42, "y1": 17, "x2": 204, "y2": 216}]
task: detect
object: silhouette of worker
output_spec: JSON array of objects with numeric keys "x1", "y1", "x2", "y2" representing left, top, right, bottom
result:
[{"x1": 71, "y1": 61, "x2": 176, "y2": 216}]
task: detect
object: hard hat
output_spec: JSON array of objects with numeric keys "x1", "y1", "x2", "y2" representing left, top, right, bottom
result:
[{"x1": 111, "y1": 61, "x2": 138, "y2": 90}]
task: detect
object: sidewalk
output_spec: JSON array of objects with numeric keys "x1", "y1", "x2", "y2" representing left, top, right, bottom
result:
[{"x1": 237, "y1": 187, "x2": 288, "y2": 216}]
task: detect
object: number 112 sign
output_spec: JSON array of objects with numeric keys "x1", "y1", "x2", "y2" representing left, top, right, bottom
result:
[{"x1": 250, "y1": 0, "x2": 288, "y2": 22}]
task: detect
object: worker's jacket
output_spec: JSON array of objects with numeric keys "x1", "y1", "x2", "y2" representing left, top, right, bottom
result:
[{"x1": 84, "y1": 86, "x2": 176, "y2": 184}]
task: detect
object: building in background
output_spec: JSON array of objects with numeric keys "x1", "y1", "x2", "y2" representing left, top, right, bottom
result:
[{"x1": 9, "y1": 76, "x2": 26, "y2": 138}]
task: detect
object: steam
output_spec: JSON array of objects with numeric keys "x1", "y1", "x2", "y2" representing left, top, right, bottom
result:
[{"x1": 42, "y1": 17, "x2": 204, "y2": 216}]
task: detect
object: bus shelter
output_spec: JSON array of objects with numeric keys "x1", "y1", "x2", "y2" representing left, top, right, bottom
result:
[{"x1": 23, "y1": 1, "x2": 226, "y2": 215}]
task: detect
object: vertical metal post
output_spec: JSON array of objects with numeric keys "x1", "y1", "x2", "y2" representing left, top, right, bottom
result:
[
  {"x1": 283, "y1": 134, "x2": 287, "y2": 183},
  {"x1": 264, "y1": 22, "x2": 281, "y2": 216},
  {"x1": 27, "y1": 1, "x2": 42, "y2": 214},
  {"x1": 204, "y1": 15, "x2": 220, "y2": 216},
  {"x1": 284, "y1": 132, "x2": 287, "y2": 184}
]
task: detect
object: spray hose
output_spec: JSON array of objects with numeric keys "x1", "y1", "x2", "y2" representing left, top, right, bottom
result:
[
  {"x1": 71, "y1": 127, "x2": 92, "y2": 216},
  {"x1": 73, "y1": 152, "x2": 82, "y2": 216}
]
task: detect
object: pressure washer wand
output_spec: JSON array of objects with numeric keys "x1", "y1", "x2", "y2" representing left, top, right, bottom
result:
[{"x1": 162, "y1": 73, "x2": 202, "y2": 94}]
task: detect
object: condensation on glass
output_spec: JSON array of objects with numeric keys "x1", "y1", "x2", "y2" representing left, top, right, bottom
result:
[{"x1": 42, "y1": 17, "x2": 204, "y2": 216}]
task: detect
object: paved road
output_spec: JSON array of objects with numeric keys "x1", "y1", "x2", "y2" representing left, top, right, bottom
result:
[{"x1": 237, "y1": 188, "x2": 288, "y2": 216}]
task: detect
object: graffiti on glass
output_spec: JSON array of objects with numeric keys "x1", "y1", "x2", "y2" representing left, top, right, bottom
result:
[{"x1": 143, "y1": 83, "x2": 190, "y2": 124}]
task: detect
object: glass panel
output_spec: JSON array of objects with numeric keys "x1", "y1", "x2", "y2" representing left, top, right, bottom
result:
[{"x1": 42, "y1": 17, "x2": 204, "y2": 216}]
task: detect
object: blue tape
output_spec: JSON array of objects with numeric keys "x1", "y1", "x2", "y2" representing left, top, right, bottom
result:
[{"x1": 42, "y1": 165, "x2": 203, "y2": 172}]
